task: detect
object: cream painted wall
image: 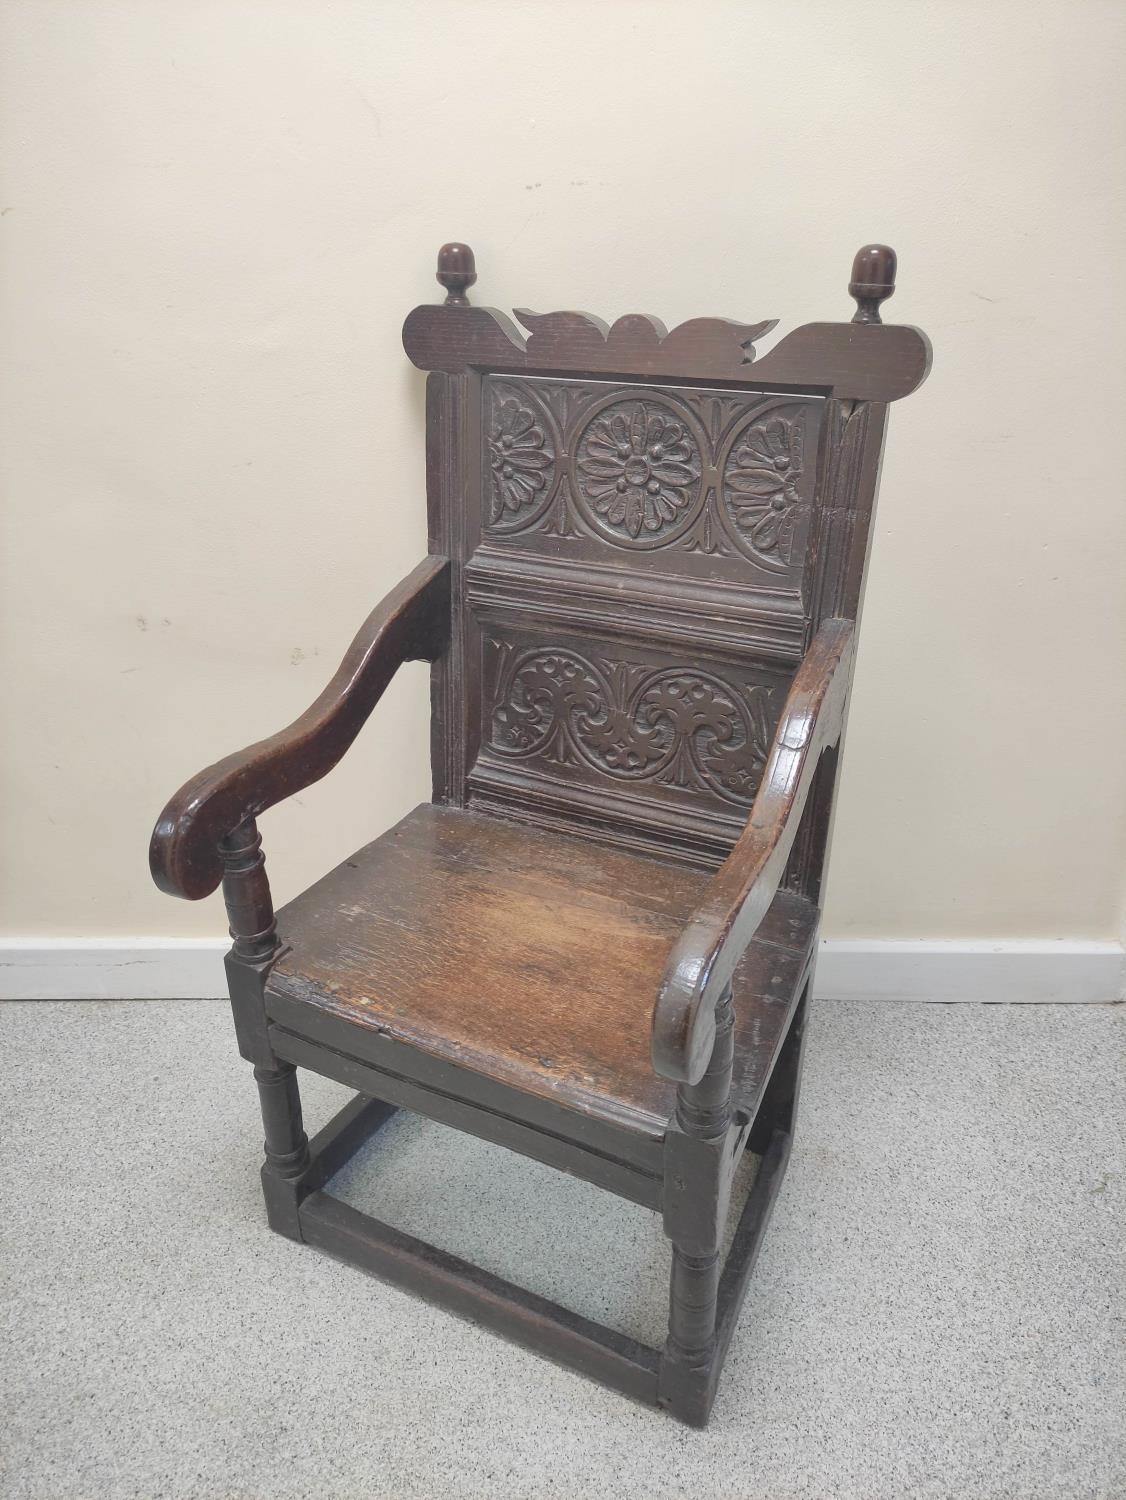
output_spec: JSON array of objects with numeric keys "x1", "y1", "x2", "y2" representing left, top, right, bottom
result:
[{"x1": 1, "y1": 0, "x2": 1124, "y2": 943}]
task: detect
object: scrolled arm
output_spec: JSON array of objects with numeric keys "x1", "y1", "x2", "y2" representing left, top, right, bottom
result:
[
  {"x1": 651, "y1": 617, "x2": 856, "y2": 1085},
  {"x1": 149, "y1": 555, "x2": 451, "y2": 902}
]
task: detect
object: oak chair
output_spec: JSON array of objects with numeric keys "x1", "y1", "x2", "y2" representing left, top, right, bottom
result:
[{"x1": 150, "y1": 242, "x2": 930, "y2": 1426}]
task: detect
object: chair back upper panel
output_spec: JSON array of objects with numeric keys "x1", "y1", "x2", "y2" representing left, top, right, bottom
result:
[{"x1": 404, "y1": 245, "x2": 929, "y2": 869}]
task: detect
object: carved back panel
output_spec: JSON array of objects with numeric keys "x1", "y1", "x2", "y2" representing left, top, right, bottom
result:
[{"x1": 405, "y1": 247, "x2": 929, "y2": 871}]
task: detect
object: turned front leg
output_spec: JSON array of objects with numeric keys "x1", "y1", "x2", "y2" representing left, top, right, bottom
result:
[
  {"x1": 660, "y1": 983, "x2": 736, "y2": 1426},
  {"x1": 254, "y1": 1063, "x2": 309, "y2": 1179},
  {"x1": 220, "y1": 819, "x2": 309, "y2": 1238}
]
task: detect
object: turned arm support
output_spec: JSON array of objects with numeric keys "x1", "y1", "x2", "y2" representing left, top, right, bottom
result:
[
  {"x1": 149, "y1": 555, "x2": 451, "y2": 902},
  {"x1": 651, "y1": 617, "x2": 857, "y2": 1085}
]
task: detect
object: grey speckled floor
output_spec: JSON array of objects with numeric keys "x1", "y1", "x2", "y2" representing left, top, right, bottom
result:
[{"x1": 1, "y1": 1000, "x2": 1123, "y2": 1500}]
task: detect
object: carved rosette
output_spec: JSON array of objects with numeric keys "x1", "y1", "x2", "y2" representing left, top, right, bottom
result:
[
  {"x1": 720, "y1": 412, "x2": 806, "y2": 570},
  {"x1": 489, "y1": 645, "x2": 774, "y2": 806},
  {"x1": 479, "y1": 378, "x2": 817, "y2": 587},
  {"x1": 572, "y1": 399, "x2": 702, "y2": 544},
  {"x1": 485, "y1": 386, "x2": 558, "y2": 530}
]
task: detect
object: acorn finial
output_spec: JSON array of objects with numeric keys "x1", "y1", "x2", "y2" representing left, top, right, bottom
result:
[
  {"x1": 436, "y1": 242, "x2": 476, "y2": 306},
  {"x1": 849, "y1": 244, "x2": 897, "y2": 324}
]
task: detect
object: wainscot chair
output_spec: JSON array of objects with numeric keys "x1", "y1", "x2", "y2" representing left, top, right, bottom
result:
[{"x1": 150, "y1": 242, "x2": 930, "y2": 1426}]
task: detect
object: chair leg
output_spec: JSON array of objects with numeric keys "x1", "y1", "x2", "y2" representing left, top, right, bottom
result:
[
  {"x1": 255, "y1": 1061, "x2": 311, "y2": 1241},
  {"x1": 663, "y1": 1245, "x2": 723, "y2": 1424},
  {"x1": 658, "y1": 985, "x2": 736, "y2": 1427},
  {"x1": 218, "y1": 819, "x2": 311, "y2": 1241}
]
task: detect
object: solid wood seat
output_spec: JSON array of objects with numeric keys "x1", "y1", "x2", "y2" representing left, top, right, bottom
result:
[
  {"x1": 267, "y1": 804, "x2": 816, "y2": 1140},
  {"x1": 149, "y1": 241, "x2": 930, "y2": 1424}
]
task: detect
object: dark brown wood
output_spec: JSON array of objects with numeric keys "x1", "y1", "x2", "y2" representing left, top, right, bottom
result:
[
  {"x1": 748, "y1": 979, "x2": 812, "y2": 1154},
  {"x1": 219, "y1": 818, "x2": 277, "y2": 962},
  {"x1": 652, "y1": 616, "x2": 855, "y2": 1083},
  {"x1": 254, "y1": 1061, "x2": 310, "y2": 1223},
  {"x1": 299, "y1": 1190, "x2": 662, "y2": 1405},
  {"x1": 267, "y1": 803, "x2": 816, "y2": 1137},
  {"x1": 254, "y1": 1062, "x2": 308, "y2": 1175},
  {"x1": 268, "y1": 1023, "x2": 666, "y2": 1210},
  {"x1": 148, "y1": 240, "x2": 930, "y2": 1426},
  {"x1": 436, "y1": 241, "x2": 476, "y2": 306},
  {"x1": 219, "y1": 818, "x2": 280, "y2": 1064},
  {"x1": 217, "y1": 817, "x2": 311, "y2": 1236},
  {"x1": 150, "y1": 555, "x2": 451, "y2": 901},
  {"x1": 659, "y1": 983, "x2": 737, "y2": 1423},
  {"x1": 302, "y1": 1092, "x2": 398, "y2": 1193},
  {"x1": 849, "y1": 243, "x2": 897, "y2": 325},
  {"x1": 265, "y1": 985, "x2": 671, "y2": 1180},
  {"x1": 708, "y1": 1126, "x2": 792, "y2": 1411},
  {"x1": 403, "y1": 305, "x2": 930, "y2": 401},
  {"x1": 259, "y1": 1087, "x2": 397, "y2": 1237}
]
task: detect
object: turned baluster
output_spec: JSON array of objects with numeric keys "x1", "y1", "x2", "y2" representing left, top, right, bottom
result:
[
  {"x1": 251, "y1": 1063, "x2": 309, "y2": 1181},
  {"x1": 663, "y1": 983, "x2": 735, "y2": 1419},
  {"x1": 219, "y1": 820, "x2": 310, "y2": 1215},
  {"x1": 219, "y1": 817, "x2": 278, "y2": 962}
]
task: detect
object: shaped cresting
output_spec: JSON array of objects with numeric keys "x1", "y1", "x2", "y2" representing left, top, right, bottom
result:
[{"x1": 403, "y1": 240, "x2": 924, "y2": 397}]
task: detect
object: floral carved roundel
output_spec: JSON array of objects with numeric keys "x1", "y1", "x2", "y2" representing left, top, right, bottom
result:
[
  {"x1": 487, "y1": 395, "x2": 556, "y2": 526},
  {"x1": 573, "y1": 399, "x2": 702, "y2": 544},
  {"x1": 721, "y1": 412, "x2": 806, "y2": 568}
]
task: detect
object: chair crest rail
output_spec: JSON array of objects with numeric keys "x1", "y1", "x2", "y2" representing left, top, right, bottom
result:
[
  {"x1": 149, "y1": 555, "x2": 451, "y2": 902},
  {"x1": 651, "y1": 617, "x2": 856, "y2": 1084}
]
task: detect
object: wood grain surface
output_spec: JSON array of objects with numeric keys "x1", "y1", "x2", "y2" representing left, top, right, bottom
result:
[{"x1": 268, "y1": 803, "x2": 815, "y2": 1135}]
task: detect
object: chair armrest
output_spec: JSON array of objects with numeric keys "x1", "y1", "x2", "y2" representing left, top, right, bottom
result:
[
  {"x1": 149, "y1": 555, "x2": 451, "y2": 902},
  {"x1": 651, "y1": 617, "x2": 856, "y2": 1084}
]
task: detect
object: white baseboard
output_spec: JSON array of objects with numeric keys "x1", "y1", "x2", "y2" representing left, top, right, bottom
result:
[
  {"x1": 1, "y1": 936, "x2": 1122, "y2": 1004},
  {"x1": 814, "y1": 939, "x2": 1124, "y2": 1004},
  {"x1": 0, "y1": 938, "x2": 231, "y2": 1000}
]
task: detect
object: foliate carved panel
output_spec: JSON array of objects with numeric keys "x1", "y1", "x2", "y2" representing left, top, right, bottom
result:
[
  {"x1": 474, "y1": 630, "x2": 786, "y2": 828},
  {"x1": 479, "y1": 376, "x2": 824, "y2": 592}
]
